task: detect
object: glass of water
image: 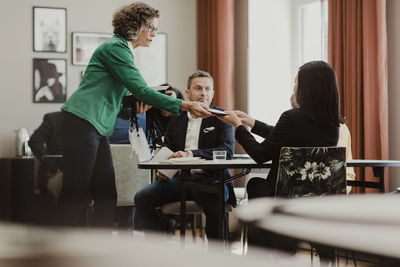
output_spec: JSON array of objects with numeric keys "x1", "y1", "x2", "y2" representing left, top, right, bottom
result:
[{"x1": 213, "y1": 151, "x2": 227, "y2": 161}]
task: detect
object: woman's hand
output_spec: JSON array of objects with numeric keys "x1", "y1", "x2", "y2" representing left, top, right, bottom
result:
[
  {"x1": 234, "y1": 110, "x2": 255, "y2": 128},
  {"x1": 181, "y1": 101, "x2": 212, "y2": 118},
  {"x1": 217, "y1": 111, "x2": 243, "y2": 129},
  {"x1": 136, "y1": 102, "x2": 152, "y2": 114}
]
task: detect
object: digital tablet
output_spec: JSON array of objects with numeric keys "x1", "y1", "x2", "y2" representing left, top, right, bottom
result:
[{"x1": 209, "y1": 108, "x2": 227, "y2": 116}]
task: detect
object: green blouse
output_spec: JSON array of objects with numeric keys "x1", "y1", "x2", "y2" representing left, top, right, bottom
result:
[{"x1": 62, "y1": 34, "x2": 182, "y2": 136}]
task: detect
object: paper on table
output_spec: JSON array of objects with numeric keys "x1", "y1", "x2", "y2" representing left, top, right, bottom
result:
[
  {"x1": 129, "y1": 127, "x2": 152, "y2": 162},
  {"x1": 152, "y1": 147, "x2": 179, "y2": 178}
]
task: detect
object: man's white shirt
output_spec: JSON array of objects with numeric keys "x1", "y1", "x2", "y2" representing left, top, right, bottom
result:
[
  {"x1": 184, "y1": 112, "x2": 203, "y2": 156},
  {"x1": 184, "y1": 112, "x2": 204, "y2": 173}
]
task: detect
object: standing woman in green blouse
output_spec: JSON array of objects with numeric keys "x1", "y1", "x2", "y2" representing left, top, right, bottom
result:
[{"x1": 59, "y1": 2, "x2": 211, "y2": 227}]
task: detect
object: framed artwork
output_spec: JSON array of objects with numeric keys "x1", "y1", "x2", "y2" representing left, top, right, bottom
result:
[
  {"x1": 72, "y1": 32, "x2": 112, "y2": 65},
  {"x1": 33, "y1": 58, "x2": 67, "y2": 103},
  {"x1": 33, "y1": 7, "x2": 67, "y2": 53},
  {"x1": 132, "y1": 33, "x2": 167, "y2": 86}
]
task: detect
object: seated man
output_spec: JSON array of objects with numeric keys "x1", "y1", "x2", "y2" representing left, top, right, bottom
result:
[
  {"x1": 134, "y1": 70, "x2": 235, "y2": 239},
  {"x1": 28, "y1": 111, "x2": 64, "y2": 225},
  {"x1": 29, "y1": 111, "x2": 63, "y2": 200}
]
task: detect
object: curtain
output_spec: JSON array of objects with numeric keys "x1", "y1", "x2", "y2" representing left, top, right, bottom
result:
[
  {"x1": 197, "y1": 0, "x2": 235, "y2": 109},
  {"x1": 328, "y1": 0, "x2": 388, "y2": 192}
]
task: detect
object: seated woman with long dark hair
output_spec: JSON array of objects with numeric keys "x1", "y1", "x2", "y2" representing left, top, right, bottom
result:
[
  {"x1": 155, "y1": 84, "x2": 184, "y2": 131},
  {"x1": 219, "y1": 61, "x2": 340, "y2": 199},
  {"x1": 219, "y1": 61, "x2": 341, "y2": 263}
]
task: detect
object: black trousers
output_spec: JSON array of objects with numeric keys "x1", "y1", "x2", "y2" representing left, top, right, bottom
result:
[
  {"x1": 58, "y1": 111, "x2": 117, "y2": 227},
  {"x1": 134, "y1": 173, "x2": 226, "y2": 240}
]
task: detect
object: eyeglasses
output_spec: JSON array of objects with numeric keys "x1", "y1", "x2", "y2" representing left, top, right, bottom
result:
[{"x1": 146, "y1": 24, "x2": 159, "y2": 34}]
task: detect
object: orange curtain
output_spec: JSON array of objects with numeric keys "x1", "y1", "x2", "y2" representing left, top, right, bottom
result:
[
  {"x1": 328, "y1": 0, "x2": 388, "y2": 192},
  {"x1": 197, "y1": 0, "x2": 235, "y2": 109}
]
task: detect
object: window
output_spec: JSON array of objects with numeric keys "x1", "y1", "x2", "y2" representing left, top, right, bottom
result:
[
  {"x1": 248, "y1": 0, "x2": 327, "y2": 129},
  {"x1": 296, "y1": 0, "x2": 328, "y2": 66}
]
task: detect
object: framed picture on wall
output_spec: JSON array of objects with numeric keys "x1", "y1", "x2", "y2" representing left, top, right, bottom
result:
[
  {"x1": 132, "y1": 33, "x2": 167, "y2": 86},
  {"x1": 72, "y1": 32, "x2": 112, "y2": 65},
  {"x1": 33, "y1": 7, "x2": 67, "y2": 53},
  {"x1": 33, "y1": 58, "x2": 67, "y2": 103}
]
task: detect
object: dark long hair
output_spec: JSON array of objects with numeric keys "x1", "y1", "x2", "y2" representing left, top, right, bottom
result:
[
  {"x1": 296, "y1": 61, "x2": 340, "y2": 128},
  {"x1": 161, "y1": 83, "x2": 184, "y2": 100}
]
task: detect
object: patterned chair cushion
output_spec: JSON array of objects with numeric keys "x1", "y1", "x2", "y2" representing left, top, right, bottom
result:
[
  {"x1": 275, "y1": 147, "x2": 346, "y2": 198},
  {"x1": 110, "y1": 144, "x2": 151, "y2": 206}
]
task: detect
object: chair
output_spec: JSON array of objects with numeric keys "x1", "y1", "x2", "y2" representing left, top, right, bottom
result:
[
  {"x1": 110, "y1": 144, "x2": 151, "y2": 206},
  {"x1": 233, "y1": 187, "x2": 247, "y2": 204},
  {"x1": 275, "y1": 146, "x2": 346, "y2": 265},
  {"x1": 160, "y1": 201, "x2": 205, "y2": 240},
  {"x1": 160, "y1": 196, "x2": 234, "y2": 241},
  {"x1": 275, "y1": 146, "x2": 347, "y2": 198},
  {"x1": 159, "y1": 178, "x2": 237, "y2": 240},
  {"x1": 41, "y1": 155, "x2": 64, "y2": 202},
  {"x1": 110, "y1": 144, "x2": 151, "y2": 228},
  {"x1": 233, "y1": 187, "x2": 248, "y2": 255}
]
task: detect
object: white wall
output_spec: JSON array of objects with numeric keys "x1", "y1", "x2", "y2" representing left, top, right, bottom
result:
[
  {"x1": 387, "y1": 0, "x2": 400, "y2": 190},
  {"x1": 0, "y1": 0, "x2": 197, "y2": 157}
]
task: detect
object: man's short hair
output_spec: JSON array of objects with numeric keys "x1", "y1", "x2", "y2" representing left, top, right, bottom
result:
[{"x1": 187, "y1": 70, "x2": 214, "y2": 90}]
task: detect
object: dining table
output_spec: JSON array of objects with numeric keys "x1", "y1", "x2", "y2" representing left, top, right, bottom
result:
[{"x1": 138, "y1": 157, "x2": 400, "y2": 242}]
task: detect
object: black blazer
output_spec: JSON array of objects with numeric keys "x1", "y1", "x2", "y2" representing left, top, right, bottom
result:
[
  {"x1": 165, "y1": 107, "x2": 236, "y2": 206},
  {"x1": 29, "y1": 111, "x2": 64, "y2": 160},
  {"x1": 236, "y1": 108, "x2": 339, "y2": 193},
  {"x1": 166, "y1": 108, "x2": 234, "y2": 161},
  {"x1": 29, "y1": 111, "x2": 64, "y2": 181}
]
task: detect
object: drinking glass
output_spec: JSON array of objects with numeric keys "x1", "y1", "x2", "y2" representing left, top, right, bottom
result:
[{"x1": 213, "y1": 151, "x2": 227, "y2": 161}]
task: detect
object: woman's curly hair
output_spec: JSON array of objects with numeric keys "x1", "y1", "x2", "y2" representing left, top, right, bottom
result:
[{"x1": 112, "y1": 2, "x2": 159, "y2": 41}]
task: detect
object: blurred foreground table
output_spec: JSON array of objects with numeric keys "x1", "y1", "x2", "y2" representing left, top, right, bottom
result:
[
  {"x1": 236, "y1": 194, "x2": 400, "y2": 263},
  {"x1": 0, "y1": 222, "x2": 310, "y2": 267}
]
